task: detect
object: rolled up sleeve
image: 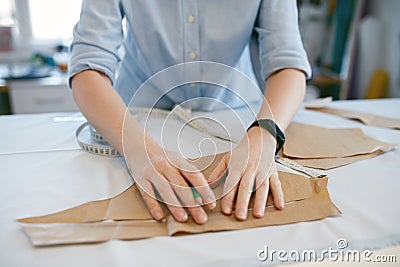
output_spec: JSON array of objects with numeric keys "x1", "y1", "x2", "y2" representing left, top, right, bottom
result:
[
  {"x1": 255, "y1": 0, "x2": 312, "y2": 81},
  {"x1": 68, "y1": 0, "x2": 124, "y2": 87}
]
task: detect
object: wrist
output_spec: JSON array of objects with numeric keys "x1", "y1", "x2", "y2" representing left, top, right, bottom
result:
[
  {"x1": 247, "y1": 119, "x2": 285, "y2": 155},
  {"x1": 247, "y1": 126, "x2": 277, "y2": 145}
]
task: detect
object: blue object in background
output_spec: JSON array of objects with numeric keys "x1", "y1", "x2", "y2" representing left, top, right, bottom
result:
[{"x1": 332, "y1": 0, "x2": 355, "y2": 74}]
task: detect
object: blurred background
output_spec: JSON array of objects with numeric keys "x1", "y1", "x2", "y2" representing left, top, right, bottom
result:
[
  {"x1": 0, "y1": 0, "x2": 399, "y2": 115},
  {"x1": 298, "y1": 0, "x2": 400, "y2": 102}
]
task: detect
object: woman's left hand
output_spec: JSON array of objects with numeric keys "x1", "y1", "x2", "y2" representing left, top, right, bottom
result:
[{"x1": 209, "y1": 126, "x2": 285, "y2": 220}]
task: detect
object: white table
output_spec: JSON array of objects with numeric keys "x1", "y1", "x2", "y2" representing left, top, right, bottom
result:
[{"x1": 1, "y1": 99, "x2": 399, "y2": 267}]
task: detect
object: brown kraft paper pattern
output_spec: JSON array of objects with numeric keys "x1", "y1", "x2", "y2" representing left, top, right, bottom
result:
[{"x1": 18, "y1": 154, "x2": 340, "y2": 247}]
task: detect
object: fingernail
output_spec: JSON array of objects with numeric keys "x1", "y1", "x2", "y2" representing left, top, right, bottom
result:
[
  {"x1": 222, "y1": 205, "x2": 231, "y2": 215},
  {"x1": 254, "y1": 207, "x2": 264, "y2": 218},
  {"x1": 236, "y1": 210, "x2": 247, "y2": 221},
  {"x1": 205, "y1": 197, "x2": 216, "y2": 209},
  {"x1": 180, "y1": 211, "x2": 188, "y2": 222},
  {"x1": 154, "y1": 211, "x2": 164, "y2": 220},
  {"x1": 178, "y1": 210, "x2": 188, "y2": 222},
  {"x1": 197, "y1": 211, "x2": 207, "y2": 224},
  {"x1": 195, "y1": 197, "x2": 203, "y2": 205},
  {"x1": 207, "y1": 201, "x2": 216, "y2": 210}
]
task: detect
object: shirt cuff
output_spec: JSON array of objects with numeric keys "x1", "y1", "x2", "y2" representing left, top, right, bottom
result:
[{"x1": 68, "y1": 43, "x2": 119, "y2": 88}]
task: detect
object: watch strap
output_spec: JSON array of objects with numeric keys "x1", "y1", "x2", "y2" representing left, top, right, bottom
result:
[{"x1": 247, "y1": 119, "x2": 286, "y2": 155}]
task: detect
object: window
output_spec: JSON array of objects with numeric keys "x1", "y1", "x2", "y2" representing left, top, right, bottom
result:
[
  {"x1": 0, "y1": 0, "x2": 15, "y2": 27},
  {"x1": 0, "y1": 0, "x2": 15, "y2": 52},
  {"x1": 1, "y1": 0, "x2": 82, "y2": 48},
  {"x1": 29, "y1": 0, "x2": 82, "y2": 41},
  {"x1": 0, "y1": 0, "x2": 82, "y2": 62}
]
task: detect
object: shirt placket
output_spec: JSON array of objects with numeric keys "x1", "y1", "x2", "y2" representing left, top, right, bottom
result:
[{"x1": 182, "y1": 0, "x2": 200, "y2": 98}]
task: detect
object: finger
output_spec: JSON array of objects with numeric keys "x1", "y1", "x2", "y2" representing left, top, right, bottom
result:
[
  {"x1": 151, "y1": 175, "x2": 189, "y2": 223},
  {"x1": 253, "y1": 172, "x2": 270, "y2": 218},
  {"x1": 234, "y1": 164, "x2": 257, "y2": 221},
  {"x1": 187, "y1": 206, "x2": 208, "y2": 225},
  {"x1": 270, "y1": 168, "x2": 284, "y2": 210},
  {"x1": 221, "y1": 170, "x2": 241, "y2": 215},
  {"x1": 161, "y1": 167, "x2": 209, "y2": 224},
  {"x1": 136, "y1": 180, "x2": 165, "y2": 221},
  {"x1": 162, "y1": 166, "x2": 198, "y2": 207},
  {"x1": 208, "y1": 153, "x2": 230, "y2": 187},
  {"x1": 179, "y1": 160, "x2": 216, "y2": 210}
]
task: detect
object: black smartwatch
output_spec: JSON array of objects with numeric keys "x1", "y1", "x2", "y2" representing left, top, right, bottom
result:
[{"x1": 247, "y1": 119, "x2": 286, "y2": 155}]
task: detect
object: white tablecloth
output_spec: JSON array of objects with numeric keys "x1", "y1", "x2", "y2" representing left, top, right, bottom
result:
[{"x1": 0, "y1": 99, "x2": 399, "y2": 267}]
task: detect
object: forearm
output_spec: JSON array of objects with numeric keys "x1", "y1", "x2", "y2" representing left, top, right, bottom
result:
[
  {"x1": 217, "y1": 70, "x2": 304, "y2": 219},
  {"x1": 257, "y1": 68, "x2": 306, "y2": 131},
  {"x1": 71, "y1": 70, "x2": 151, "y2": 155},
  {"x1": 72, "y1": 70, "x2": 214, "y2": 223}
]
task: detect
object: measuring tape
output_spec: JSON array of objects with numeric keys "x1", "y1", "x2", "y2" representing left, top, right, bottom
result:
[
  {"x1": 76, "y1": 106, "x2": 326, "y2": 178},
  {"x1": 76, "y1": 122, "x2": 120, "y2": 157},
  {"x1": 275, "y1": 156, "x2": 327, "y2": 178},
  {"x1": 131, "y1": 106, "x2": 239, "y2": 144},
  {"x1": 76, "y1": 106, "x2": 239, "y2": 157}
]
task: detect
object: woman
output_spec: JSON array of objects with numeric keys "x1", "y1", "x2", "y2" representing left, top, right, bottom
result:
[{"x1": 69, "y1": 0, "x2": 311, "y2": 224}]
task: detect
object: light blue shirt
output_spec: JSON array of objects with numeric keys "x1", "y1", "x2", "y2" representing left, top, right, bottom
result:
[{"x1": 69, "y1": 0, "x2": 311, "y2": 111}]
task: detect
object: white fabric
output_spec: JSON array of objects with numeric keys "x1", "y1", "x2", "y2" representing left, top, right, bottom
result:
[
  {"x1": 0, "y1": 112, "x2": 83, "y2": 154},
  {"x1": 0, "y1": 99, "x2": 399, "y2": 266}
]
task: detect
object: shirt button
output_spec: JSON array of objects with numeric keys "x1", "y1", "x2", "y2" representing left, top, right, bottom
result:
[
  {"x1": 189, "y1": 52, "x2": 196, "y2": 60},
  {"x1": 187, "y1": 15, "x2": 195, "y2": 23}
]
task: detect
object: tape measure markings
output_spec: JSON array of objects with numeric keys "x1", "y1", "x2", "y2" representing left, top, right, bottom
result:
[{"x1": 275, "y1": 156, "x2": 327, "y2": 178}]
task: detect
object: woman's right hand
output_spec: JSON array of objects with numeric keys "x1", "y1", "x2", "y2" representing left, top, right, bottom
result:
[
  {"x1": 71, "y1": 71, "x2": 215, "y2": 224},
  {"x1": 125, "y1": 134, "x2": 216, "y2": 225}
]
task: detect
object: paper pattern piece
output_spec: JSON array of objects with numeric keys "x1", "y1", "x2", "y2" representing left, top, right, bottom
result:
[
  {"x1": 292, "y1": 149, "x2": 388, "y2": 170},
  {"x1": 305, "y1": 98, "x2": 400, "y2": 130},
  {"x1": 18, "y1": 154, "x2": 340, "y2": 247},
  {"x1": 283, "y1": 123, "x2": 396, "y2": 170}
]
